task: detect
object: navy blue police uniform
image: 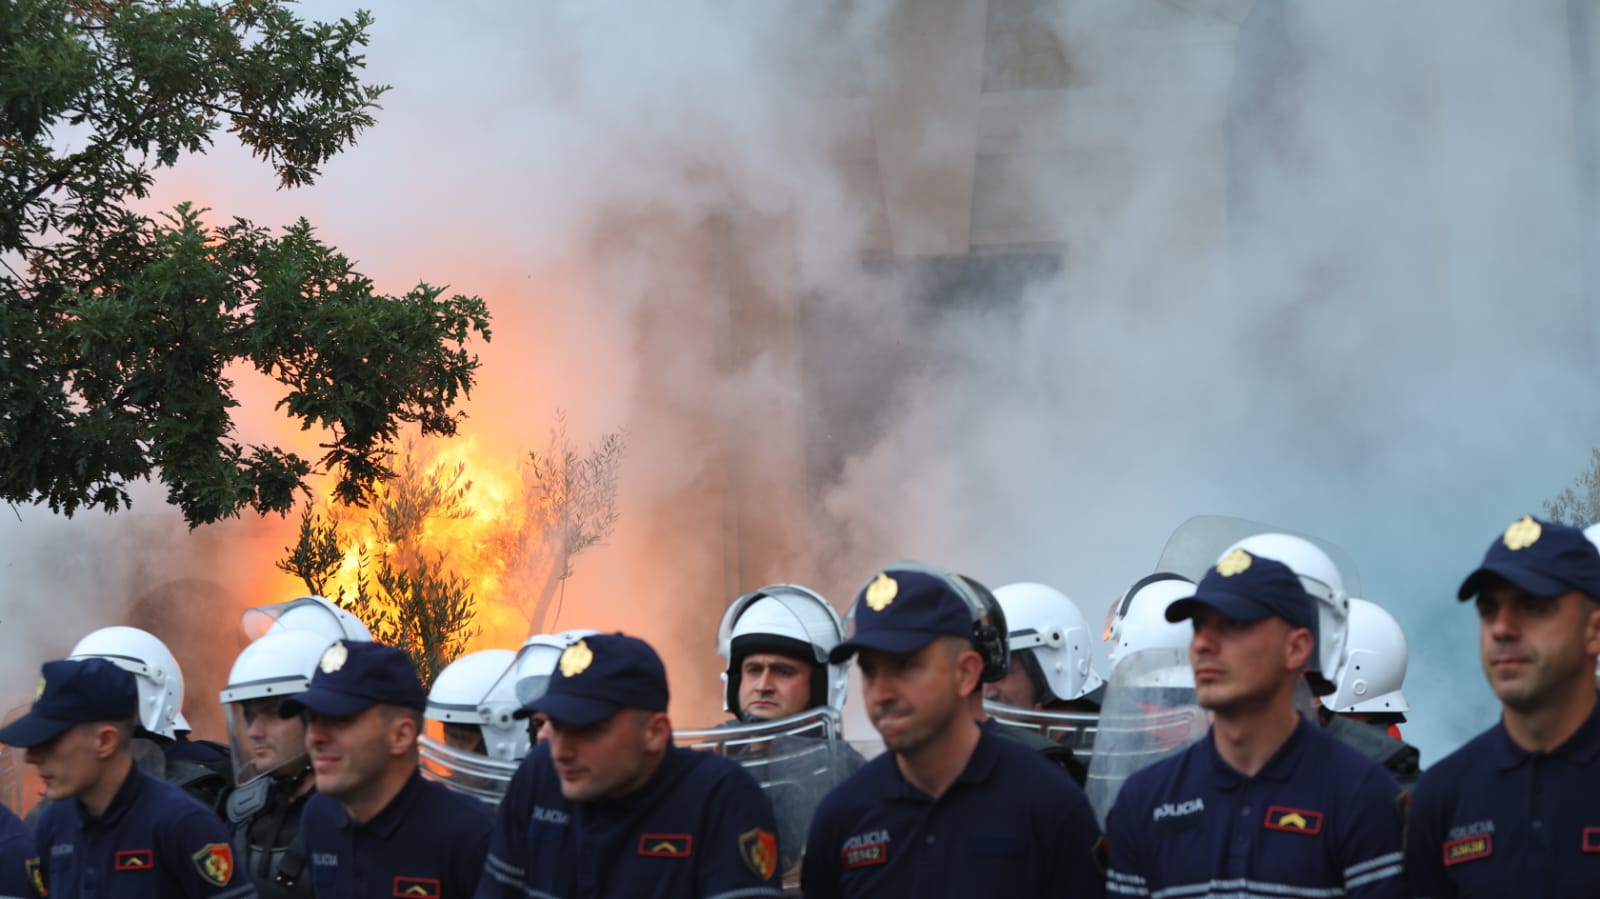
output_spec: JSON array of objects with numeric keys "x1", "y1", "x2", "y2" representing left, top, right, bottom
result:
[
  {"x1": 0, "y1": 658, "x2": 257, "y2": 899},
  {"x1": 801, "y1": 564, "x2": 1107, "y2": 899},
  {"x1": 0, "y1": 803, "x2": 30, "y2": 898},
  {"x1": 476, "y1": 633, "x2": 783, "y2": 899},
  {"x1": 282, "y1": 641, "x2": 492, "y2": 899},
  {"x1": 1106, "y1": 552, "x2": 1408, "y2": 899},
  {"x1": 1405, "y1": 516, "x2": 1600, "y2": 898}
]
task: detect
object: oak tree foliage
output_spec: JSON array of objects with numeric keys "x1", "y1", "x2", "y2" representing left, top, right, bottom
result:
[{"x1": 1, "y1": 0, "x2": 491, "y2": 526}]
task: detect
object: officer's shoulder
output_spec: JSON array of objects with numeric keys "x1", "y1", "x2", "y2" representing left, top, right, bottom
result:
[
  {"x1": 672, "y1": 743, "x2": 766, "y2": 790},
  {"x1": 415, "y1": 773, "x2": 494, "y2": 822},
  {"x1": 1110, "y1": 738, "x2": 1200, "y2": 808},
  {"x1": 1410, "y1": 722, "x2": 1501, "y2": 802}
]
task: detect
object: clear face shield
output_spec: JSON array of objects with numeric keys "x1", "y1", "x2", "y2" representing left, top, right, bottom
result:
[
  {"x1": 678, "y1": 708, "x2": 868, "y2": 892},
  {"x1": 224, "y1": 694, "x2": 309, "y2": 786},
  {"x1": 418, "y1": 735, "x2": 520, "y2": 805},
  {"x1": 1084, "y1": 647, "x2": 1208, "y2": 826},
  {"x1": 982, "y1": 700, "x2": 1100, "y2": 754},
  {"x1": 241, "y1": 596, "x2": 372, "y2": 643}
]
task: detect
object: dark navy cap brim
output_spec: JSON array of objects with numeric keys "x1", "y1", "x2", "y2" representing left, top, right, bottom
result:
[
  {"x1": 1457, "y1": 563, "x2": 1571, "y2": 601},
  {"x1": 0, "y1": 713, "x2": 77, "y2": 749},
  {"x1": 827, "y1": 629, "x2": 943, "y2": 664},
  {"x1": 1165, "y1": 593, "x2": 1276, "y2": 625},
  {"x1": 524, "y1": 693, "x2": 624, "y2": 728},
  {"x1": 279, "y1": 686, "x2": 379, "y2": 718}
]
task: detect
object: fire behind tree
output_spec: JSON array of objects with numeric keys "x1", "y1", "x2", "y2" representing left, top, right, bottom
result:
[{"x1": 276, "y1": 414, "x2": 623, "y2": 686}]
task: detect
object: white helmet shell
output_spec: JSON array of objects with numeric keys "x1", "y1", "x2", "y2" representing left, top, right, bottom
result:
[
  {"x1": 716, "y1": 585, "x2": 847, "y2": 714},
  {"x1": 428, "y1": 650, "x2": 524, "y2": 761},
  {"x1": 242, "y1": 595, "x2": 374, "y2": 643},
  {"x1": 1221, "y1": 533, "x2": 1351, "y2": 693},
  {"x1": 993, "y1": 582, "x2": 1104, "y2": 703},
  {"x1": 219, "y1": 629, "x2": 336, "y2": 784},
  {"x1": 1106, "y1": 574, "x2": 1199, "y2": 675},
  {"x1": 1327, "y1": 598, "x2": 1409, "y2": 716},
  {"x1": 483, "y1": 630, "x2": 601, "y2": 735},
  {"x1": 68, "y1": 626, "x2": 185, "y2": 739}
]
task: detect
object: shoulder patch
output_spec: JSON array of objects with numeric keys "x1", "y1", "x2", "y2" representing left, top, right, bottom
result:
[
  {"x1": 1263, "y1": 806, "x2": 1324, "y2": 835},
  {"x1": 114, "y1": 849, "x2": 154, "y2": 871},
  {"x1": 191, "y1": 843, "x2": 233, "y2": 887},
  {"x1": 739, "y1": 828, "x2": 777, "y2": 880},
  {"x1": 638, "y1": 834, "x2": 692, "y2": 858},
  {"x1": 25, "y1": 857, "x2": 44, "y2": 897},
  {"x1": 1443, "y1": 832, "x2": 1493, "y2": 866},
  {"x1": 392, "y1": 876, "x2": 441, "y2": 896}
]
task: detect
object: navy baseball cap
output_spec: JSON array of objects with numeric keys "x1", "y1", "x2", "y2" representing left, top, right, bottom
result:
[
  {"x1": 1457, "y1": 515, "x2": 1600, "y2": 601},
  {"x1": 0, "y1": 658, "x2": 139, "y2": 748},
  {"x1": 519, "y1": 633, "x2": 669, "y2": 728},
  {"x1": 828, "y1": 566, "x2": 974, "y2": 663},
  {"x1": 279, "y1": 641, "x2": 426, "y2": 717},
  {"x1": 1165, "y1": 549, "x2": 1318, "y2": 632}
]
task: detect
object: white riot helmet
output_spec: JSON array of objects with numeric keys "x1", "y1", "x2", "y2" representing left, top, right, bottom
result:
[
  {"x1": 716, "y1": 585, "x2": 847, "y2": 715},
  {"x1": 219, "y1": 629, "x2": 336, "y2": 784},
  {"x1": 241, "y1": 595, "x2": 373, "y2": 643},
  {"x1": 993, "y1": 583, "x2": 1104, "y2": 704},
  {"x1": 1327, "y1": 598, "x2": 1409, "y2": 718},
  {"x1": 68, "y1": 626, "x2": 186, "y2": 739},
  {"x1": 1105, "y1": 573, "x2": 1199, "y2": 676},
  {"x1": 1221, "y1": 533, "x2": 1351, "y2": 695},
  {"x1": 427, "y1": 649, "x2": 524, "y2": 761},
  {"x1": 486, "y1": 630, "x2": 602, "y2": 730}
]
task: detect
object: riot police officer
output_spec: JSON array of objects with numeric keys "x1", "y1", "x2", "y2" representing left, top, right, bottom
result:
[
  {"x1": 2, "y1": 658, "x2": 256, "y2": 897},
  {"x1": 477, "y1": 633, "x2": 784, "y2": 898},
  {"x1": 1406, "y1": 515, "x2": 1600, "y2": 896},
  {"x1": 1319, "y1": 597, "x2": 1421, "y2": 788},
  {"x1": 984, "y1": 582, "x2": 1104, "y2": 712}
]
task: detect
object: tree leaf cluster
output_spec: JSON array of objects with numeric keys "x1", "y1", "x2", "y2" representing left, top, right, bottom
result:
[{"x1": 1, "y1": 0, "x2": 490, "y2": 525}]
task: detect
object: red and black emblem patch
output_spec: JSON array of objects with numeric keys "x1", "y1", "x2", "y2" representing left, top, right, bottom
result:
[
  {"x1": 1443, "y1": 833, "x2": 1493, "y2": 866},
  {"x1": 739, "y1": 828, "x2": 778, "y2": 880},
  {"x1": 842, "y1": 840, "x2": 887, "y2": 870},
  {"x1": 191, "y1": 843, "x2": 233, "y2": 887},
  {"x1": 1582, "y1": 827, "x2": 1600, "y2": 854},
  {"x1": 114, "y1": 850, "x2": 154, "y2": 872},
  {"x1": 638, "y1": 834, "x2": 693, "y2": 858},
  {"x1": 392, "y1": 876, "x2": 441, "y2": 896},
  {"x1": 1263, "y1": 806, "x2": 1324, "y2": 835}
]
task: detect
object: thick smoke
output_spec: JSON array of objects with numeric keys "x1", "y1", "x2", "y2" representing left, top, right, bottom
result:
[{"x1": 1, "y1": 1, "x2": 1594, "y2": 763}]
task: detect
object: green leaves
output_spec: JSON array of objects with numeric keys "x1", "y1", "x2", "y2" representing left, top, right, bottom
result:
[{"x1": 0, "y1": 1, "x2": 488, "y2": 526}]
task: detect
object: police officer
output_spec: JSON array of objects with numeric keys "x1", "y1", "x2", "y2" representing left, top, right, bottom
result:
[
  {"x1": 1318, "y1": 597, "x2": 1421, "y2": 789},
  {"x1": 1406, "y1": 515, "x2": 1600, "y2": 897},
  {"x1": 984, "y1": 581, "x2": 1104, "y2": 712},
  {"x1": 477, "y1": 632, "x2": 784, "y2": 899},
  {"x1": 0, "y1": 803, "x2": 36, "y2": 896},
  {"x1": 802, "y1": 562, "x2": 1106, "y2": 898},
  {"x1": 221, "y1": 628, "x2": 347, "y2": 898},
  {"x1": 0, "y1": 658, "x2": 256, "y2": 897},
  {"x1": 1105, "y1": 549, "x2": 1407, "y2": 899},
  {"x1": 288, "y1": 641, "x2": 492, "y2": 898},
  {"x1": 426, "y1": 649, "x2": 522, "y2": 758}
]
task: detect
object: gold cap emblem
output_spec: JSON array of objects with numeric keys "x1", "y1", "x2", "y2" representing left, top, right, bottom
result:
[
  {"x1": 33, "y1": 676, "x2": 45, "y2": 701},
  {"x1": 1503, "y1": 515, "x2": 1542, "y2": 551},
  {"x1": 559, "y1": 640, "x2": 594, "y2": 677},
  {"x1": 1217, "y1": 548, "x2": 1253, "y2": 577},
  {"x1": 865, "y1": 573, "x2": 899, "y2": 612},
  {"x1": 319, "y1": 641, "x2": 348, "y2": 674}
]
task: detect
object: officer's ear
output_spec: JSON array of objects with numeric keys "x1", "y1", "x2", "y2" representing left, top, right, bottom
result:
[
  {"x1": 638, "y1": 710, "x2": 671, "y2": 754},
  {"x1": 1581, "y1": 594, "x2": 1600, "y2": 658},
  {"x1": 1284, "y1": 625, "x2": 1314, "y2": 672},
  {"x1": 382, "y1": 706, "x2": 421, "y2": 755}
]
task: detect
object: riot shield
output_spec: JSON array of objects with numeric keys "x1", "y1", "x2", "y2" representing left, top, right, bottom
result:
[
  {"x1": 1084, "y1": 648, "x2": 1207, "y2": 826},
  {"x1": 418, "y1": 734, "x2": 519, "y2": 805},
  {"x1": 981, "y1": 700, "x2": 1098, "y2": 755},
  {"x1": 678, "y1": 709, "x2": 868, "y2": 894},
  {"x1": 1153, "y1": 515, "x2": 1362, "y2": 595}
]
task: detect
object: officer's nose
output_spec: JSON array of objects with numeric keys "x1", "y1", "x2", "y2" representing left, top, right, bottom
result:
[{"x1": 750, "y1": 669, "x2": 773, "y2": 693}]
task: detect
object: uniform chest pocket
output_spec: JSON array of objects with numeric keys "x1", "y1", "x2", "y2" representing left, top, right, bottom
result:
[{"x1": 971, "y1": 833, "x2": 1025, "y2": 859}]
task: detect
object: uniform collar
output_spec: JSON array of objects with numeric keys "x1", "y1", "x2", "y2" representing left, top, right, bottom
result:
[
  {"x1": 77, "y1": 761, "x2": 145, "y2": 830},
  {"x1": 343, "y1": 769, "x2": 427, "y2": 838},
  {"x1": 1489, "y1": 692, "x2": 1600, "y2": 771},
  {"x1": 1206, "y1": 716, "x2": 1311, "y2": 788},
  {"x1": 886, "y1": 721, "x2": 1000, "y2": 801}
]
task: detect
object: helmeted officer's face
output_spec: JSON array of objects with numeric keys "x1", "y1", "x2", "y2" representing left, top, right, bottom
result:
[
  {"x1": 738, "y1": 653, "x2": 814, "y2": 720},
  {"x1": 305, "y1": 706, "x2": 406, "y2": 804},
  {"x1": 1188, "y1": 607, "x2": 1309, "y2": 715},
  {"x1": 859, "y1": 638, "x2": 975, "y2": 756},
  {"x1": 548, "y1": 709, "x2": 668, "y2": 801},
  {"x1": 1476, "y1": 583, "x2": 1600, "y2": 713},
  {"x1": 24, "y1": 721, "x2": 116, "y2": 803},
  {"x1": 243, "y1": 697, "x2": 306, "y2": 776},
  {"x1": 982, "y1": 655, "x2": 1039, "y2": 709}
]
